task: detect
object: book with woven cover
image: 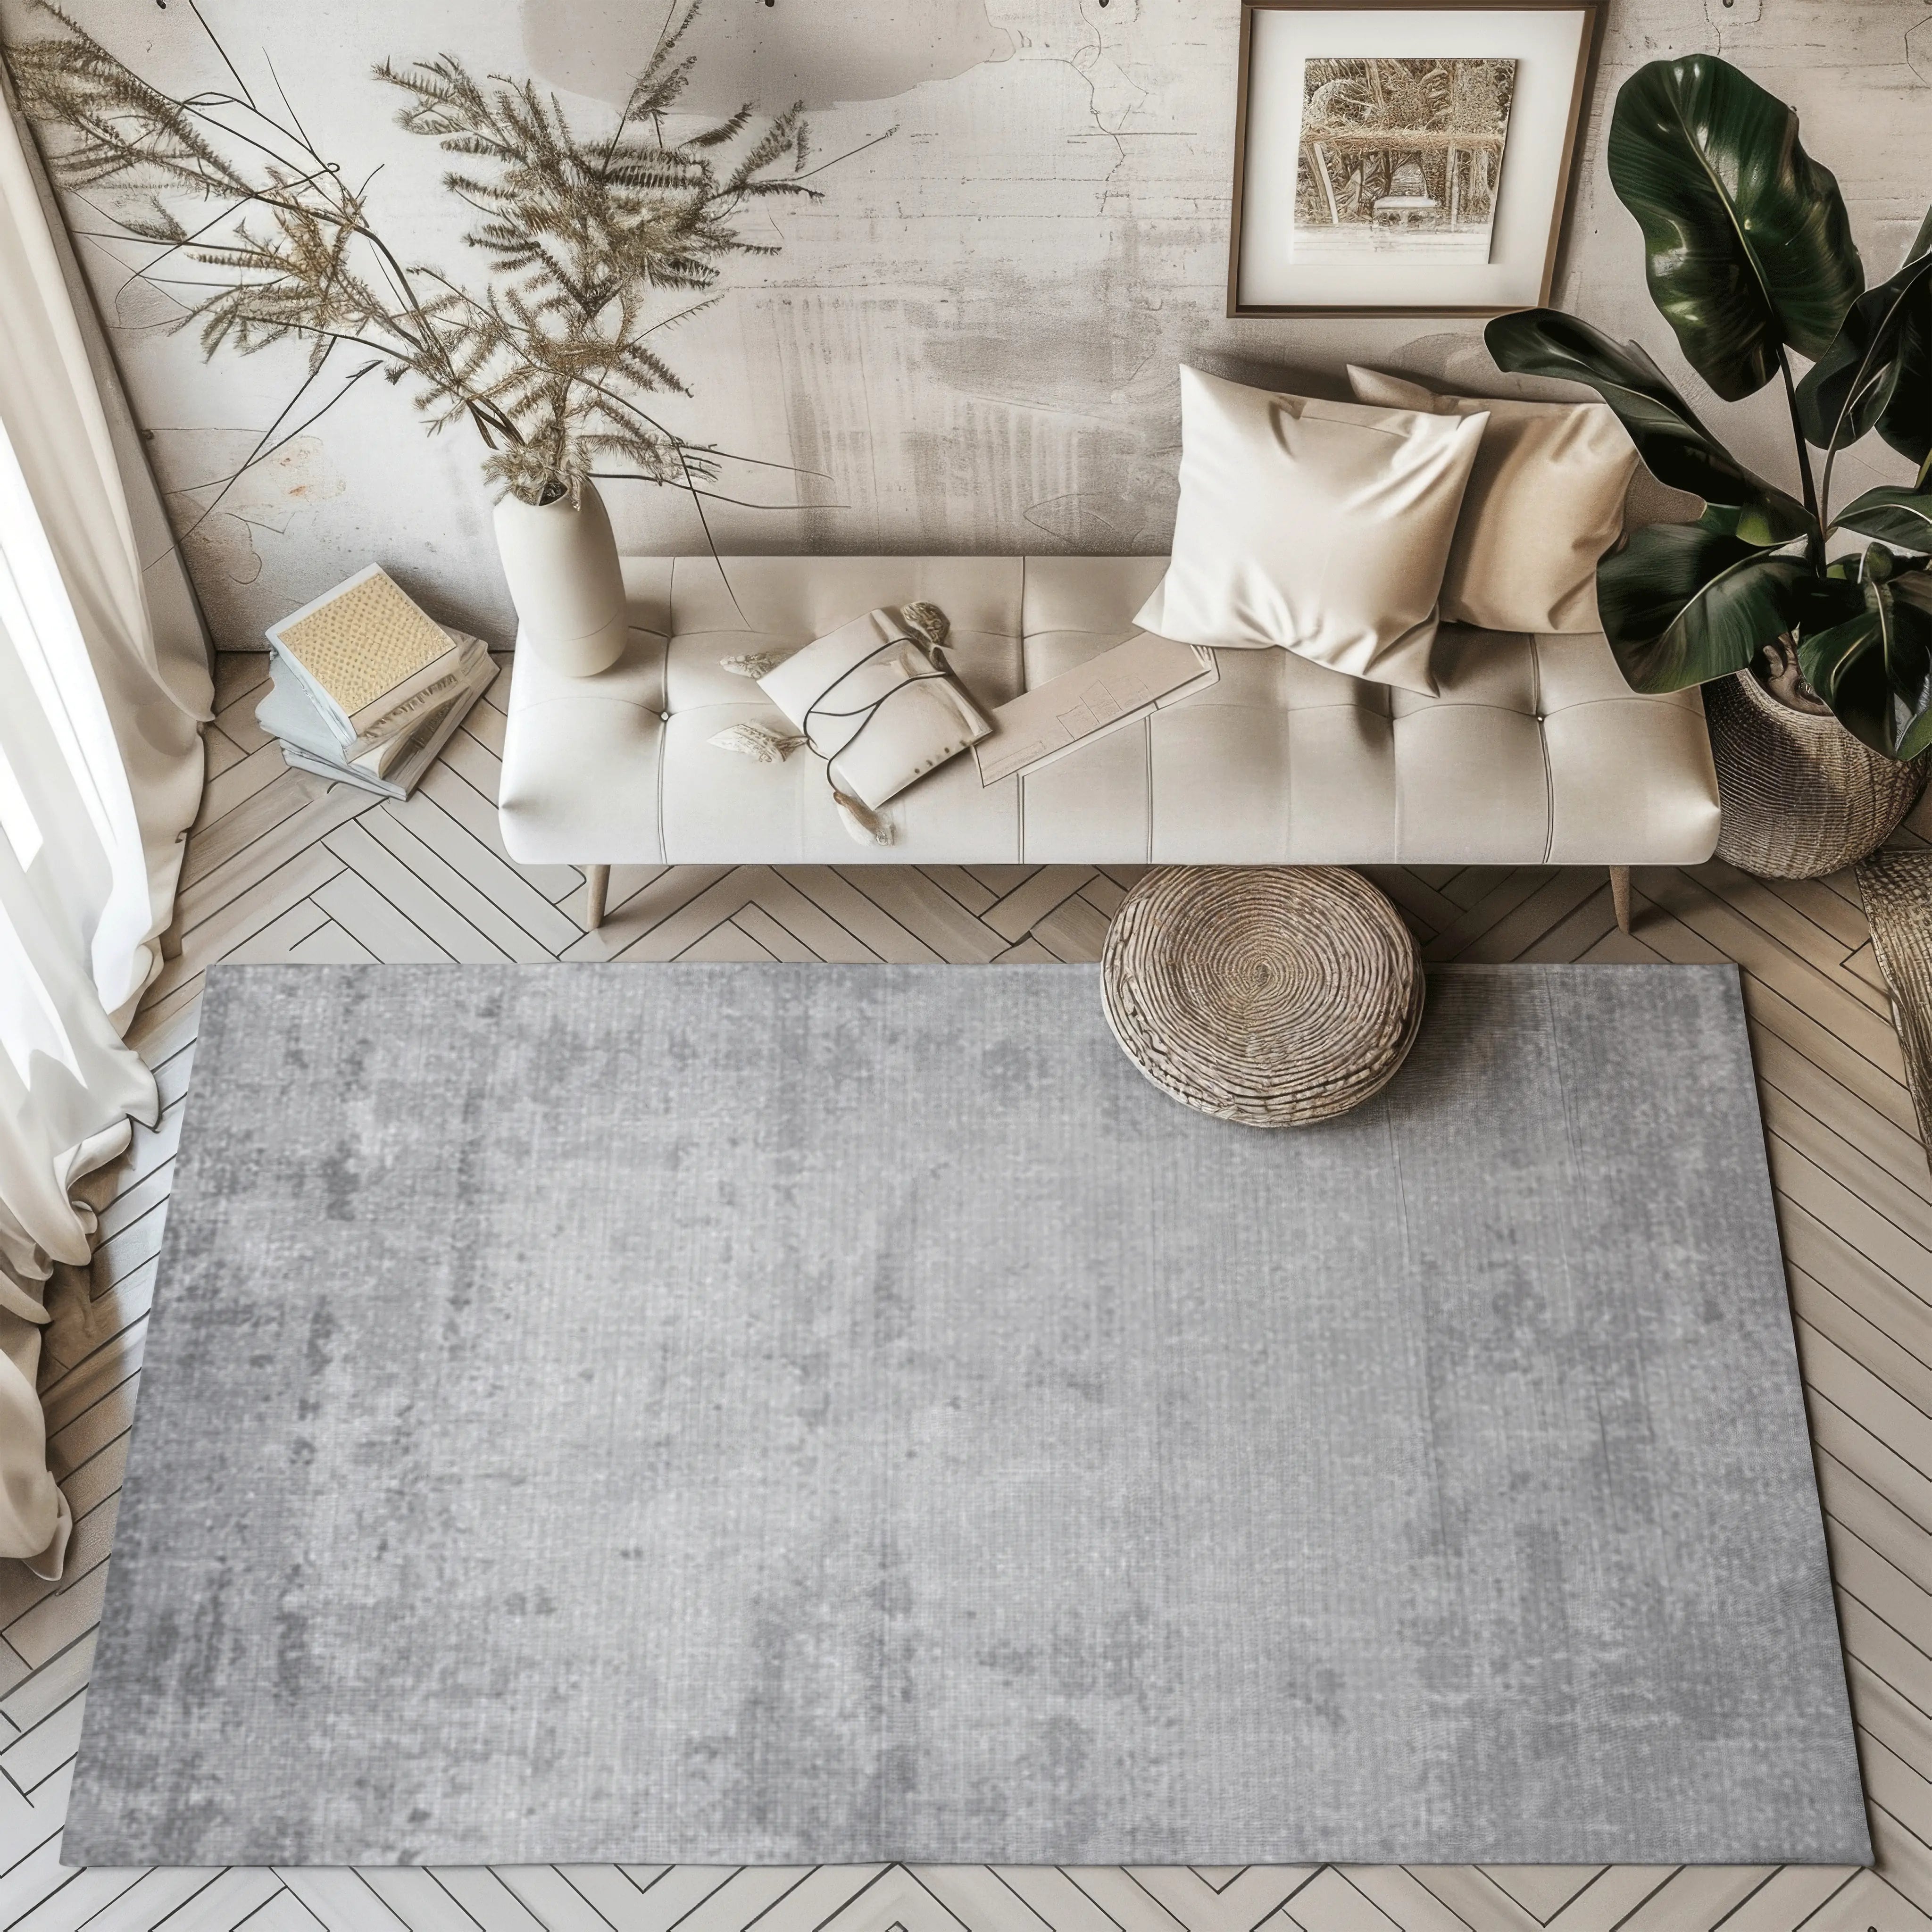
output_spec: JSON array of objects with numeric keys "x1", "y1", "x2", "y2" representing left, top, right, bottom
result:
[
  {"x1": 256, "y1": 630, "x2": 495, "y2": 801},
  {"x1": 266, "y1": 565, "x2": 471, "y2": 752}
]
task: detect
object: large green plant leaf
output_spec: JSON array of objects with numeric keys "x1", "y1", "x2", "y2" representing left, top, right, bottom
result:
[
  {"x1": 1794, "y1": 241, "x2": 1932, "y2": 460},
  {"x1": 1876, "y1": 203, "x2": 1932, "y2": 467},
  {"x1": 1797, "y1": 557, "x2": 1932, "y2": 758},
  {"x1": 1485, "y1": 310, "x2": 1811, "y2": 542},
  {"x1": 1607, "y1": 55, "x2": 1863, "y2": 400},
  {"x1": 1596, "y1": 520, "x2": 1813, "y2": 691},
  {"x1": 1833, "y1": 485, "x2": 1932, "y2": 550}
]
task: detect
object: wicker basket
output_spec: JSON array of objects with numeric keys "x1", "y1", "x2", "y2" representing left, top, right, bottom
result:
[
  {"x1": 1707, "y1": 668, "x2": 1930, "y2": 880},
  {"x1": 1101, "y1": 865, "x2": 1423, "y2": 1128}
]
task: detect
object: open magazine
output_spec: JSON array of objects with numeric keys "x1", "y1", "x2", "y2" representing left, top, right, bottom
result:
[{"x1": 973, "y1": 632, "x2": 1219, "y2": 786}]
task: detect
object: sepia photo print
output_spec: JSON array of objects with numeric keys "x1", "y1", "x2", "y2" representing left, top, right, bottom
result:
[{"x1": 1293, "y1": 55, "x2": 1517, "y2": 263}]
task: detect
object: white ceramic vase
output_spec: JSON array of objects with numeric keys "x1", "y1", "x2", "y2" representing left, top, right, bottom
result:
[{"x1": 492, "y1": 480, "x2": 628, "y2": 678}]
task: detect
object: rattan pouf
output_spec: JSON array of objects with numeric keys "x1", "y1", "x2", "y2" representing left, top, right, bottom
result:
[{"x1": 1101, "y1": 865, "x2": 1424, "y2": 1127}]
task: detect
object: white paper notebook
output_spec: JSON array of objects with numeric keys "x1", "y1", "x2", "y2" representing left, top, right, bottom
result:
[{"x1": 973, "y1": 632, "x2": 1219, "y2": 786}]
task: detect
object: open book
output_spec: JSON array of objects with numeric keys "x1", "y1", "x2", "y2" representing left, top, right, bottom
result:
[{"x1": 973, "y1": 632, "x2": 1219, "y2": 786}]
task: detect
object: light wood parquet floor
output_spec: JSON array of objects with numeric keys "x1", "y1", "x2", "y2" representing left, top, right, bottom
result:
[{"x1": 2, "y1": 651, "x2": 1930, "y2": 1932}]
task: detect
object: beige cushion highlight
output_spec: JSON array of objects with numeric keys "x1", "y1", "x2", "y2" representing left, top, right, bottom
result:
[
  {"x1": 1134, "y1": 365, "x2": 1486, "y2": 696},
  {"x1": 1347, "y1": 366, "x2": 1638, "y2": 634}
]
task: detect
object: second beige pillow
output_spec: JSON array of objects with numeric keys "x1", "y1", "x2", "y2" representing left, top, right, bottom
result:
[{"x1": 1347, "y1": 366, "x2": 1637, "y2": 634}]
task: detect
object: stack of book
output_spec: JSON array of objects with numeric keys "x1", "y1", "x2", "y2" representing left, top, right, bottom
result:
[{"x1": 256, "y1": 565, "x2": 495, "y2": 800}]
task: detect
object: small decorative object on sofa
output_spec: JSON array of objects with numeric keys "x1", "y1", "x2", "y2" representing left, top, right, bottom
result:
[
  {"x1": 1134, "y1": 365, "x2": 1487, "y2": 695},
  {"x1": 1485, "y1": 52, "x2": 1932, "y2": 877},
  {"x1": 758, "y1": 605, "x2": 991, "y2": 844},
  {"x1": 973, "y1": 631, "x2": 1219, "y2": 785},
  {"x1": 1346, "y1": 366, "x2": 1636, "y2": 633}
]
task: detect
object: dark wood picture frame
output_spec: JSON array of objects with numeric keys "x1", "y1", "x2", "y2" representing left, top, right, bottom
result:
[{"x1": 1226, "y1": 0, "x2": 1603, "y2": 317}]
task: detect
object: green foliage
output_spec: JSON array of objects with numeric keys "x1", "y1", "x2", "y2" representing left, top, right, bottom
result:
[
  {"x1": 1596, "y1": 521, "x2": 1811, "y2": 691},
  {"x1": 1832, "y1": 486, "x2": 1932, "y2": 550},
  {"x1": 1488, "y1": 53, "x2": 1932, "y2": 763},
  {"x1": 1797, "y1": 552, "x2": 1932, "y2": 760},
  {"x1": 1606, "y1": 55, "x2": 1862, "y2": 400},
  {"x1": 1795, "y1": 231, "x2": 1932, "y2": 468},
  {"x1": 3, "y1": 0, "x2": 833, "y2": 509},
  {"x1": 1482, "y1": 309, "x2": 1808, "y2": 542}
]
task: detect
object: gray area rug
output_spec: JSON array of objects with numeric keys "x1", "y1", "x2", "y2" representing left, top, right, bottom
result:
[
  {"x1": 1858, "y1": 849, "x2": 1932, "y2": 1168},
  {"x1": 70, "y1": 963, "x2": 1867, "y2": 1868}
]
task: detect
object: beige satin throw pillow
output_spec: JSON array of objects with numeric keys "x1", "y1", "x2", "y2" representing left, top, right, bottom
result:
[
  {"x1": 1347, "y1": 366, "x2": 1638, "y2": 633},
  {"x1": 1135, "y1": 366, "x2": 1487, "y2": 696}
]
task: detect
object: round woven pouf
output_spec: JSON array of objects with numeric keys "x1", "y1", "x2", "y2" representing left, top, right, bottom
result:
[{"x1": 1102, "y1": 865, "x2": 1424, "y2": 1127}]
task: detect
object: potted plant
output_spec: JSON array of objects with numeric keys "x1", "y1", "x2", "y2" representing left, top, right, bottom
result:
[
  {"x1": 5, "y1": 2, "x2": 836, "y2": 677},
  {"x1": 1486, "y1": 54, "x2": 1932, "y2": 879}
]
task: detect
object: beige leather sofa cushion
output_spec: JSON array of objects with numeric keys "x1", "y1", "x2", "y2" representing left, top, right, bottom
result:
[
  {"x1": 1348, "y1": 366, "x2": 1638, "y2": 634},
  {"x1": 497, "y1": 555, "x2": 1720, "y2": 872},
  {"x1": 1134, "y1": 366, "x2": 1486, "y2": 695}
]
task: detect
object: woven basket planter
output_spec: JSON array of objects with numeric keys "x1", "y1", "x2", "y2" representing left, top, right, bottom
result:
[
  {"x1": 1707, "y1": 668, "x2": 1929, "y2": 880},
  {"x1": 1101, "y1": 865, "x2": 1423, "y2": 1128}
]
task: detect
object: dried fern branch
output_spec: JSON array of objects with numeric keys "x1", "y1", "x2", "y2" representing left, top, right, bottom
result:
[{"x1": 4, "y1": 0, "x2": 833, "y2": 513}]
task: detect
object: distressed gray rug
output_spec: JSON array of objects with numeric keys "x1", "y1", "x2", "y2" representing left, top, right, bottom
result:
[{"x1": 70, "y1": 962, "x2": 1867, "y2": 1868}]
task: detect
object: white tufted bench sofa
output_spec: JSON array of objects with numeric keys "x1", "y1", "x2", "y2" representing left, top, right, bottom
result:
[{"x1": 498, "y1": 555, "x2": 1721, "y2": 925}]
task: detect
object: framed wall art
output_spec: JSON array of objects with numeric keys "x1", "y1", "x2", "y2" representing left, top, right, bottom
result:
[{"x1": 1227, "y1": 1, "x2": 1603, "y2": 316}]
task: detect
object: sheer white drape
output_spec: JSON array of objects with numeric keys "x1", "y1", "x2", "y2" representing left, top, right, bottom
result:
[{"x1": 0, "y1": 85, "x2": 210, "y2": 1576}]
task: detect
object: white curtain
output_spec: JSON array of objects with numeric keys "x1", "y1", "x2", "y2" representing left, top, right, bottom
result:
[{"x1": 0, "y1": 82, "x2": 211, "y2": 1576}]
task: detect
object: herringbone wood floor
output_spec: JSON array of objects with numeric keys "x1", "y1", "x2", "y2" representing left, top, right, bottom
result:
[{"x1": 3, "y1": 651, "x2": 1930, "y2": 1932}]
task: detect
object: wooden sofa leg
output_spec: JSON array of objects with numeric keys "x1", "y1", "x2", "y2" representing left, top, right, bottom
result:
[
  {"x1": 1609, "y1": 864, "x2": 1633, "y2": 937},
  {"x1": 584, "y1": 864, "x2": 609, "y2": 933}
]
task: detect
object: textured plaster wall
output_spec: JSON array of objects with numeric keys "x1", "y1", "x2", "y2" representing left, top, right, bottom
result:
[{"x1": 9, "y1": 0, "x2": 1932, "y2": 650}]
